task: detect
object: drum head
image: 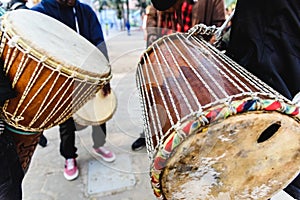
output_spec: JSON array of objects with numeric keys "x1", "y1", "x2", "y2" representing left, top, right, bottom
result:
[
  {"x1": 160, "y1": 111, "x2": 300, "y2": 199},
  {"x1": 1, "y1": 10, "x2": 110, "y2": 78},
  {"x1": 73, "y1": 90, "x2": 117, "y2": 126}
]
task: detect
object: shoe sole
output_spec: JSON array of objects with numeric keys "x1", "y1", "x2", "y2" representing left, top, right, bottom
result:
[
  {"x1": 132, "y1": 145, "x2": 145, "y2": 151},
  {"x1": 64, "y1": 170, "x2": 79, "y2": 181},
  {"x1": 39, "y1": 141, "x2": 49, "y2": 148},
  {"x1": 93, "y1": 151, "x2": 116, "y2": 163}
]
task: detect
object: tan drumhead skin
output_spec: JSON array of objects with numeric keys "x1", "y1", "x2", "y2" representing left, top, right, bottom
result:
[
  {"x1": 73, "y1": 90, "x2": 117, "y2": 126},
  {"x1": 161, "y1": 112, "x2": 300, "y2": 200},
  {"x1": 1, "y1": 10, "x2": 109, "y2": 77}
]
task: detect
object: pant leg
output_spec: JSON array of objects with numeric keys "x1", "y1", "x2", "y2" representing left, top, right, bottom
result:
[
  {"x1": 92, "y1": 123, "x2": 106, "y2": 149},
  {"x1": 59, "y1": 118, "x2": 77, "y2": 159},
  {"x1": 0, "y1": 131, "x2": 24, "y2": 200},
  {"x1": 284, "y1": 173, "x2": 300, "y2": 199}
]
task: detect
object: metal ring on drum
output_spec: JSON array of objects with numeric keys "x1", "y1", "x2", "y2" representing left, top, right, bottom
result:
[{"x1": 136, "y1": 32, "x2": 300, "y2": 200}]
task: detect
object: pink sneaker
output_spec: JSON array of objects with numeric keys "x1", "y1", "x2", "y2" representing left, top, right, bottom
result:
[
  {"x1": 94, "y1": 147, "x2": 116, "y2": 162},
  {"x1": 64, "y1": 158, "x2": 79, "y2": 181}
]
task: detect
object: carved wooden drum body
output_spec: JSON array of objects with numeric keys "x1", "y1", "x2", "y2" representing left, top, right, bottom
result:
[
  {"x1": 0, "y1": 10, "x2": 111, "y2": 132},
  {"x1": 136, "y1": 33, "x2": 300, "y2": 199}
]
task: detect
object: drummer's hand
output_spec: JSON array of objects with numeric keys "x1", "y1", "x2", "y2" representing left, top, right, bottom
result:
[
  {"x1": 209, "y1": 35, "x2": 217, "y2": 44},
  {"x1": 102, "y1": 82, "x2": 111, "y2": 97}
]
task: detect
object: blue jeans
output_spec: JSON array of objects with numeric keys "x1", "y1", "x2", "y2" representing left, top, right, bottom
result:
[{"x1": 0, "y1": 130, "x2": 24, "y2": 200}]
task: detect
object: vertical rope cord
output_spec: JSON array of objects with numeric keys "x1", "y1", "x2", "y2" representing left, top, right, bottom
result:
[
  {"x1": 136, "y1": 64, "x2": 155, "y2": 159},
  {"x1": 144, "y1": 50, "x2": 167, "y2": 149},
  {"x1": 73, "y1": 8, "x2": 80, "y2": 34}
]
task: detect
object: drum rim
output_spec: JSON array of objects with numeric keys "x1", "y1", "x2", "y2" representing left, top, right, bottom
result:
[
  {"x1": 149, "y1": 97, "x2": 300, "y2": 199},
  {"x1": 0, "y1": 11, "x2": 112, "y2": 84},
  {"x1": 1, "y1": 31, "x2": 112, "y2": 84},
  {"x1": 140, "y1": 32, "x2": 186, "y2": 65},
  {"x1": 73, "y1": 90, "x2": 117, "y2": 126}
]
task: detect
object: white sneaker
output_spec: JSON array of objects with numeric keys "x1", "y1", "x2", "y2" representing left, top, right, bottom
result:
[{"x1": 64, "y1": 158, "x2": 79, "y2": 181}]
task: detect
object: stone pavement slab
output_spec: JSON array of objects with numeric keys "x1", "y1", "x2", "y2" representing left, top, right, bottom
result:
[{"x1": 87, "y1": 155, "x2": 136, "y2": 196}]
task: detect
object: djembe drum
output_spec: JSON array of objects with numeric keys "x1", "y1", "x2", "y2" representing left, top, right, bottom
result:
[
  {"x1": 73, "y1": 89, "x2": 117, "y2": 126},
  {"x1": 136, "y1": 32, "x2": 300, "y2": 199},
  {"x1": 0, "y1": 10, "x2": 111, "y2": 170}
]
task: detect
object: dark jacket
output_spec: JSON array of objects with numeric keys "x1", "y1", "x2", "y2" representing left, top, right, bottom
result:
[
  {"x1": 31, "y1": 0, "x2": 108, "y2": 59},
  {"x1": 7, "y1": 0, "x2": 28, "y2": 10},
  {"x1": 226, "y1": 0, "x2": 300, "y2": 100},
  {"x1": 0, "y1": 63, "x2": 16, "y2": 106},
  {"x1": 0, "y1": 0, "x2": 26, "y2": 105}
]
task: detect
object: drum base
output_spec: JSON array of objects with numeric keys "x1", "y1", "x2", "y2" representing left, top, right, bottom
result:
[{"x1": 161, "y1": 111, "x2": 300, "y2": 200}]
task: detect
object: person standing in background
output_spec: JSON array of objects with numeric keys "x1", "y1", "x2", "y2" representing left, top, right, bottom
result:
[
  {"x1": 125, "y1": 19, "x2": 131, "y2": 35},
  {"x1": 146, "y1": 0, "x2": 225, "y2": 47},
  {"x1": 31, "y1": 0, "x2": 116, "y2": 181}
]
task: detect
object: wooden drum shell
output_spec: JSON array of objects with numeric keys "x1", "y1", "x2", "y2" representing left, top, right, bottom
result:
[{"x1": 1, "y1": 42, "x2": 100, "y2": 131}]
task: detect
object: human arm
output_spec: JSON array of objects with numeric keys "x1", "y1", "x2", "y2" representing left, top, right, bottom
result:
[
  {"x1": 211, "y1": 0, "x2": 226, "y2": 27},
  {"x1": 0, "y1": 63, "x2": 16, "y2": 106},
  {"x1": 146, "y1": 5, "x2": 159, "y2": 47},
  {"x1": 82, "y1": 5, "x2": 111, "y2": 96}
]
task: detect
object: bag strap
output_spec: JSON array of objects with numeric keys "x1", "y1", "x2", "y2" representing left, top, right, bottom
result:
[{"x1": 9, "y1": 2, "x2": 25, "y2": 10}]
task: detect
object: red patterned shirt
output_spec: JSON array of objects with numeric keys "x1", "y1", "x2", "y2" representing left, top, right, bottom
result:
[
  {"x1": 160, "y1": 1, "x2": 193, "y2": 35},
  {"x1": 177, "y1": 1, "x2": 193, "y2": 32}
]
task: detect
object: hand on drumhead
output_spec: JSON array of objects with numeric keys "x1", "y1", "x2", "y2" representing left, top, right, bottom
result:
[{"x1": 101, "y1": 82, "x2": 111, "y2": 97}]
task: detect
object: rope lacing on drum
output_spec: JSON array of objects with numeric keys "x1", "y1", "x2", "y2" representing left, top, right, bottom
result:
[
  {"x1": 196, "y1": 113, "x2": 209, "y2": 126},
  {"x1": 187, "y1": 9, "x2": 235, "y2": 47},
  {"x1": 0, "y1": 22, "x2": 5, "y2": 33},
  {"x1": 71, "y1": 71, "x2": 77, "y2": 77},
  {"x1": 55, "y1": 64, "x2": 62, "y2": 71},
  {"x1": 39, "y1": 55, "x2": 47, "y2": 63},
  {"x1": 224, "y1": 98, "x2": 238, "y2": 116},
  {"x1": 7, "y1": 35, "x2": 19, "y2": 47},
  {"x1": 187, "y1": 24, "x2": 217, "y2": 38}
]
